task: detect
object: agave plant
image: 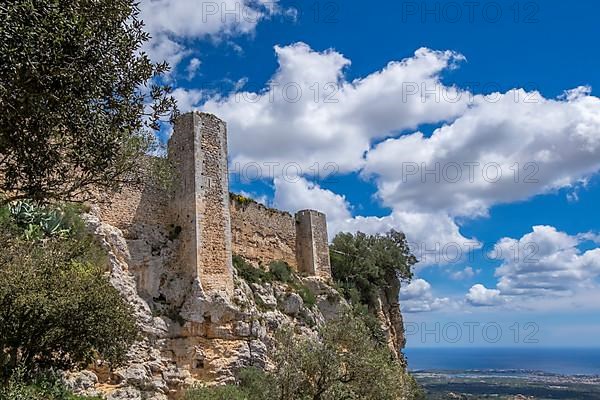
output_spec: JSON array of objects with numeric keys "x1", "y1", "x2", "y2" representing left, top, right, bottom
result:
[
  {"x1": 8, "y1": 200, "x2": 71, "y2": 240},
  {"x1": 9, "y1": 200, "x2": 38, "y2": 226}
]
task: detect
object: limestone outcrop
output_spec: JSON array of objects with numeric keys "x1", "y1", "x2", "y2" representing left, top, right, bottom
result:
[
  {"x1": 66, "y1": 214, "x2": 352, "y2": 398},
  {"x1": 67, "y1": 214, "x2": 406, "y2": 398}
]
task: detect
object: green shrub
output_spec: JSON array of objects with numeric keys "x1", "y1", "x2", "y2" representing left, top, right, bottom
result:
[
  {"x1": 233, "y1": 257, "x2": 318, "y2": 310},
  {"x1": 183, "y1": 384, "x2": 248, "y2": 400},
  {"x1": 232, "y1": 255, "x2": 271, "y2": 285},
  {"x1": 230, "y1": 193, "x2": 256, "y2": 207},
  {"x1": 330, "y1": 230, "x2": 417, "y2": 308},
  {"x1": 353, "y1": 304, "x2": 387, "y2": 347},
  {"x1": 268, "y1": 261, "x2": 293, "y2": 283},
  {"x1": 233, "y1": 257, "x2": 297, "y2": 285},
  {"x1": 0, "y1": 370, "x2": 101, "y2": 400},
  {"x1": 296, "y1": 285, "x2": 317, "y2": 308},
  {"x1": 0, "y1": 202, "x2": 138, "y2": 379}
]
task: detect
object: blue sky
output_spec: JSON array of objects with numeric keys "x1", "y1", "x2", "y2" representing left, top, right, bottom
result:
[{"x1": 141, "y1": 0, "x2": 600, "y2": 347}]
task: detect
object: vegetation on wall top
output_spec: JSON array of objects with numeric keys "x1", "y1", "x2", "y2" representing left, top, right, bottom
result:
[{"x1": 229, "y1": 193, "x2": 293, "y2": 216}]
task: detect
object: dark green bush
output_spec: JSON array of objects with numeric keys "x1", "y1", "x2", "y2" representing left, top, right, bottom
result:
[
  {"x1": 0, "y1": 0, "x2": 177, "y2": 204},
  {"x1": 183, "y1": 384, "x2": 248, "y2": 400},
  {"x1": 330, "y1": 230, "x2": 417, "y2": 308},
  {"x1": 233, "y1": 257, "x2": 296, "y2": 285},
  {"x1": 296, "y1": 285, "x2": 317, "y2": 308},
  {"x1": 232, "y1": 255, "x2": 271, "y2": 284},
  {"x1": 268, "y1": 261, "x2": 293, "y2": 283},
  {"x1": 0, "y1": 201, "x2": 138, "y2": 379},
  {"x1": 0, "y1": 370, "x2": 101, "y2": 400}
]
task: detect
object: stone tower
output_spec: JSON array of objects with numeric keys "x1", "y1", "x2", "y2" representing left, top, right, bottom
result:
[
  {"x1": 296, "y1": 210, "x2": 332, "y2": 279},
  {"x1": 168, "y1": 112, "x2": 234, "y2": 298}
]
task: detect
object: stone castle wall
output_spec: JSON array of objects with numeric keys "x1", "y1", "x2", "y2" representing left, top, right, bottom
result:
[
  {"x1": 230, "y1": 198, "x2": 298, "y2": 269},
  {"x1": 95, "y1": 178, "x2": 170, "y2": 239},
  {"x1": 94, "y1": 112, "x2": 332, "y2": 300}
]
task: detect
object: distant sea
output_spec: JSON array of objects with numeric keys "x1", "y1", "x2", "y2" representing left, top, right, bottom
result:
[{"x1": 404, "y1": 347, "x2": 600, "y2": 376}]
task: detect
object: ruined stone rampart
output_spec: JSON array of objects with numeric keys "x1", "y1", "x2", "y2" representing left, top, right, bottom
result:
[
  {"x1": 95, "y1": 112, "x2": 332, "y2": 301},
  {"x1": 95, "y1": 178, "x2": 170, "y2": 239},
  {"x1": 230, "y1": 198, "x2": 298, "y2": 268}
]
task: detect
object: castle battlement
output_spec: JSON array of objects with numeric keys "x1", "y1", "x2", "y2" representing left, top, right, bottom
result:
[{"x1": 97, "y1": 112, "x2": 331, "y2": 300}]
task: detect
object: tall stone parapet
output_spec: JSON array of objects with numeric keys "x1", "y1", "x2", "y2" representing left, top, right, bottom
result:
[
  {"x1": 295, "y1": 210, "x2": 332, "y2": 279},
  {"x1": 168, "y1": 112, "x2": 234, "y2": 298}
]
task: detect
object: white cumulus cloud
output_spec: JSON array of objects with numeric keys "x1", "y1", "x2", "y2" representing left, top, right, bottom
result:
[
  {"x1": 493, "y1": 225, "x2": 600, "y2": 296},
  {"x1": 450, "y1": 266, "x2": 479, "y2": 280},
  {"x1": 465, "y1": 284, "x2": 503, "y2": 306},
  {"x1": 203, "y1": 43, "x2": 470, "y2": 173},
  {"x1": 364, "y1": 86, "x2": 600, "y2": 219},
  {"x1": 400, "y1": 279, "x2": 453, "y2": 313},
  {"x1": 140, "y1": 0, "x2": 280, "y2": 68},
  {"x1": 462, "y1": 226, "x2": 600, "y2": 309}
]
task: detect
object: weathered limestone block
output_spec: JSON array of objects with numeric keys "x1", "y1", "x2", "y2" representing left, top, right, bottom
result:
[
  {"x1": 83, "y1": 213, "x2": 169, "y2": 338},
  {"x1": 250, "y1": 282, "x2": 278, "y2": 310},
  {"x1": 63, "y1": 370, "x2": 100, "y2": 397},
  {"x1": 281, "y1": 292, "x2": 304, "y2": 316},
  {"x1": 106, "y1": 387, "x2": 142, "y2": 400}
]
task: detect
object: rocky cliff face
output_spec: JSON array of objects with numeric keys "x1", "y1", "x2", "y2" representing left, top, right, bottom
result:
[
  {"x1": 66, "y1": 213, "x2": 406, "y2": 399},
  {"x1": 376, "y1": 270, "x2": 407, "y2": 364}
]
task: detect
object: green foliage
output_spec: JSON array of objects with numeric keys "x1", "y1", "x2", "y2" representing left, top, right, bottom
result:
[
  {"x1": 236, "y1": 367, "x2": 274, "y2": 400},
  {"x1": 295, "y1": 285, "x2": 317, "y2": 308},
  {"x1": 265, "y1": 314, "x2": 410, "y2": 400},
  {"x1": 232, "y1": 255, "x2": 272, "y2": 285},
  {"x1": 0, "y1": 202, "x2": 138, "y2": 379},
  {"x1": 352, "y1": 303, "x2": 387, "y2": 347},
  {"x1": 232, "y1": 256, "x2": 295, "y2": 285},
  {"x1": 0, "y1": 0, "x2": 178, "y2": 203},
  {"x1": 148, "y1": 157, "x2": 178, "y2": 193},
  {"x1": 230, "y1": 193, "x2": 256, "y2": 207},
  {"x1": 184, "y1": 384, "x2": 249, "y2": 400},
  {"x1": 268, "y1": 261, "x2": 293, "y2": 283},
  {"x1": 183, "y1": 315, "x2": 423, "y2": 400},
  {"x1": 233, "y1": 256, "x2": 317, "y2": 310},
  {"x1": 403, "y1": 374, "x2": 427, "y2": 400},
  {"x1": 0, "y1": 370, "x2": 101, "y2": 400},
  {"x1": 6, "y1": 200, "x2": 86, "y2": 241},
  {"x1": 330, "y1": 230, "x2": 417, "y2": 308}
]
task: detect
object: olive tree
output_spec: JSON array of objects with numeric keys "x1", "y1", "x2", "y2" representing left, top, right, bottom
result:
[
  {"x1": 330, "y1": 230, "x2": 417, "y2": 308},
  {"x1": 0, "y1": 0, "x2": 177, "y2": 204},
  {"x1": 185, "y1": 315, "x2": 425, "y2": 400}
]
